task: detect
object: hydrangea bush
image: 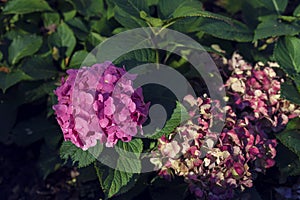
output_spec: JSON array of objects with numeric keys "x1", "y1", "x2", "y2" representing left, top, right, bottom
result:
[
  {"x1": 53, "y1": 62, "x2": 150, "y2": 150},
  {"x1": 152, "y1": 54, "x2": 300, "y2": 199}
]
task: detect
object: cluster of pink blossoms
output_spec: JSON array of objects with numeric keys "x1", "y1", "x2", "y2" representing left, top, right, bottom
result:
[
  {"x1": 53, "y1": 62, "x2": 150, "y2": 150},
  {"x1": 152, "y1": 54, "x2": 300, "y2": 199}
]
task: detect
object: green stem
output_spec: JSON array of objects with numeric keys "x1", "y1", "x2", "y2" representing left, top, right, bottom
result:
[{"x1": 94, "y1": 161, "x2": 105, "y2": 192}]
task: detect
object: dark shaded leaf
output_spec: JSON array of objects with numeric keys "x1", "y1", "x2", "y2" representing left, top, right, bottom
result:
[
  {"x1": 21, "y1": 55, "x2": 57, "y2": 80},
  {"x1": 12, "y1": 117, "x2": 59, "y2": 146},
  {"x1": 0, "y1": 70, "x2": 31, "y2": 93}
]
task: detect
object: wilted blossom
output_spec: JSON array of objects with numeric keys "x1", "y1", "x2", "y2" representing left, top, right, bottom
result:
[
  {"x1": 152, "y1": 54, "x2": 300, "y2": 199},
  {"x1": 53, "y1": 62, "x2": 150, "y2": 150}
]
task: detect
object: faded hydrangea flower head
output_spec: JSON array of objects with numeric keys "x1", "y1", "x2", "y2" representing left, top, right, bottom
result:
[
  {"x1": 53, "y1": 62, "x2": 150, "y2": 150},
  {"x1": 152, "y1": 54, "x2": 300, "y2": 199}
]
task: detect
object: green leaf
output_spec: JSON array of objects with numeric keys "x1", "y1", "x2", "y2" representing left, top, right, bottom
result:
[
  {"x1": 116, "y1": 138, "x2": 143, "y2": 156},
  {"x1": 112, "y1": 0, "x2": 148, "y2": 28},
  {"x1": 114, "y1": 49, "x2": 156, "y2": 69},
  {"x1": 69, "y1": 50, "x2": 88, "y2": 68},
  {"x1": 96, "y1": 139, "x2": 143, "y2": 198},
  {"x1": 12, "y1": 117, "x2": 59, "y2": 146},
  {"x1": 276, "y1": 142, "x2": 300, "y2": 177},
  {"x1": 87, "y1": 32, "x2": 106, "y2": 47},
  {"x1": 285, "y1": 36, "x2": 300, "y2": 73},
  {"x1": 148, "y1": 101, "x2": 189, "y2": 139},
  {"x1": 69, "y1": 50, "x2": 97, "y2": 68},
  {"x1": 102, "y1": 167, "x2": 136, "y2": 198},
  {"x1": 66, "y1": 17, "x2": 89, "y2": 40},
  {"x1": 0, "y1": 51, "x2": 3, "y2": 61},
  {"x1": 158, "y1": 0, "x2": 186, "y2": 19},
  {"x1": 21, "y1": 55, "x2": 57, "y2": 80},
  {"x1": 25, "y1": 81, "x2": 56, "y2": 103},
  {"x1": 276, "y1": 118, "x2": 300, "y2": 158},
  {"x1": 215, "y1": 0, "x2": 242, "y2": 14},
  {"x1": 254, "y1": 15, "x2": 300, "y2": 40},
  {"x1": 280, "y1": 80, "x2": 300, "y2": 105},
  {"x1": 8, "y1": 34, "x2": 43, "y2": 65},
  {"x1": 274, "y1": 36, "x2": 300, "y2": 75},
  {"x1": 58, "y1": 0, "x2": 76, "y2": 21},
  {"x1": 49, "y1": 23, "x2": 76, "y2": 58},
  {"x1": 42, "y1": 12, "x2": 60, "y2": 27},
  {"x1": 172, "y1": 0, "x2": 203, "y2": 18},
  {"x1": 3, "y1": 0, "x2": 52, "y2": 14},
  {"x1": 0, "y1": 70, "x2": 31, "y2": 93},
  {"x1": 257, "y1": 0, "x2": 288, "y2": 13},
  {"x1": 165, "y1": 10, "x2": 253, "y2": 42},
  {"x1": 294, "y1": 4, "x2": 300, "y2": 17},
  {"x1": 73, "y1": 0, "x2": 104, "y2": 18},
  {"x1": 60, "y1": 141, "x2": 103, "y2": 168}
]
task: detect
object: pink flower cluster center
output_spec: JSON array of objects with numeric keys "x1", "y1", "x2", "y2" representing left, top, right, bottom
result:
[{"x1": 53, "y1": 62, "x2": 150, "y2": 150}]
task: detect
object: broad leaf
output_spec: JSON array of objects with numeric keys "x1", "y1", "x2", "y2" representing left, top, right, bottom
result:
[
  {"x1": 42, "y1": 12, "x2": 60, "y2": 27},
  {"x1": 276, "y1": 142, "x2": 300, "y2": 178},
  {"x1": 58, "y1": 0, "x2": 76, "y2": 21},
  {"x1": 69, "y1": 50, "x2": 97, "y2": 68},
  {"x1": 158, "y1": 0, "x2": 186, "y2": 19},
  {"x1": 112, "y1": 0, "x2": 148, "y2": 28},
  {"x1": 165, "y1": 10, "x2": 253, "y2": 42},
  {"x1": 116, "y1": 138, "x2": 143, "y2": 157},
  {"x1": 101, "y1": 140, "x2": 142, "y2": 198},
  {"x1": 49, "y1": 23, "x2": 76, "y2": 58},
  {"x1": 148, "y1": 101, "x2": 189, "y2": 139},
  {"x1": 25, "y1": 81, "x2": 56, "y2": 103},
  {"x1": 3, "y1": 0, "x2": 52, "y2": 14},
  {"x1": 276, "y1": 118, "x2": 300, "y2": 158},
  {"x1": 21, "y1": 55, "x2": 57, "y2": 80},
  {"x1": 66, "y1": 17, "x2": 89, "y2": 41},
  {"x1": 280, "y1": 80, "x2": 300, "y2": 105},
  {"x1": 0, "y1": 70, "x2": 31, "y2": 93},
  {"x1": 257, "y1": 0, "x2": 288, "y2": 13},
  {"x1": 8, "y1": 34, "x2": 43, "y2": 65},
  {"x1": 254, "y1": 15, "x2": 300, "y2": 40},
  {"x1": 274, "y1": 36, "x2": 300, "y2": 75},
  {"x1": 60, "y1": 141, "x2": 103, "y2": 168},
  {"x1": 69, "y1": 50, "x2": 88, "y2": 68},
  {"x1": 294, "y1": 4, "x2": 300, "y2": 17},
  {"x1": 73, "y1": 0, "x2": 104, "y2": 18}
]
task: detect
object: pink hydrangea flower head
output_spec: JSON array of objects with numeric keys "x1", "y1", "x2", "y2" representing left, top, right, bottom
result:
[{"x1": 53, "y1": 62, "x2": 150, "y2": 150}]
